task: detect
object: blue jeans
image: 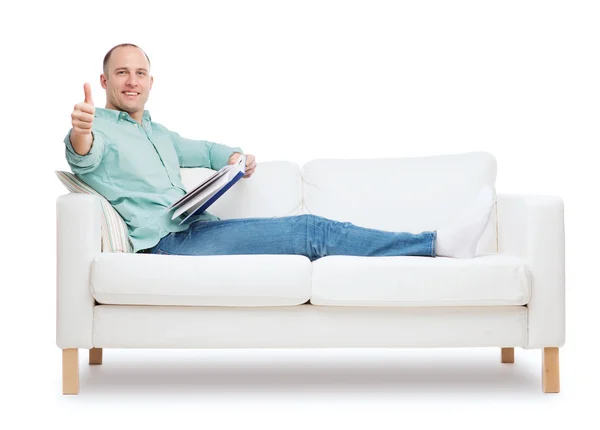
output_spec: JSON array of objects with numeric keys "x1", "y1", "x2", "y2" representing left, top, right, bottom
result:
[{"x1": 144, "y1": 214, "x2": 437, "y2": 260}]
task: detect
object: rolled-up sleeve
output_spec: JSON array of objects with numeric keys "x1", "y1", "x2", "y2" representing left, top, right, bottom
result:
[
  {"x1": 64, "y1": 129, "x2": 107, "y2": 174},
  {"x1": 170, "y1": 131, "x2": 243, "y2": 170}
]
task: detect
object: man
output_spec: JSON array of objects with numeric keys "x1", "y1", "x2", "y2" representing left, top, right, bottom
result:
[{"x1": 65, "y1": 43, "x2": 494, "y2": 259}]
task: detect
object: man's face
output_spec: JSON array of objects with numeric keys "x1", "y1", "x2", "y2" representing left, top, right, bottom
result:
[{"x1": 100, "y1": 46, "x2": 153, "y2": 116}]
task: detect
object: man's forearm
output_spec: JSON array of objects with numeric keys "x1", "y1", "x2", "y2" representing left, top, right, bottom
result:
[{"x1": 70, "y1": 130, "x2": 94, "y2": 156}]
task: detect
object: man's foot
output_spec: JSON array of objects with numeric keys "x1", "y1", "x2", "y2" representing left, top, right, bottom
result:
[{"x1": 435, "y1": 186, "x2": 496, "y2": 258}]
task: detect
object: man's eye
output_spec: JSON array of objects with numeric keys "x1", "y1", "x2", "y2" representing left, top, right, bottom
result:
[
  {"x1": 117, "y1": 71, "x2": 125, "y2": 75},
  {"x1": 137, "y1": 71, "x2": 146, "y2": 75}
]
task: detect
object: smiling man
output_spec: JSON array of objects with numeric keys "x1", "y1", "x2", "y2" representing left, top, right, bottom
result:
[{"x1": 64, "y1": 42, "x2": 495, "y2": 259}]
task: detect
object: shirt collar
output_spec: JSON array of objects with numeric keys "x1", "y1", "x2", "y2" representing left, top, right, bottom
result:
[{"x1": 94, "y1": 107, "x2": 152, "y2": 124}]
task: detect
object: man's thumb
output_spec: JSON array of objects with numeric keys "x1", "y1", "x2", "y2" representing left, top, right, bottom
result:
[{"x1": 83, "y1": 83, "x2": 94, "y2": 105}]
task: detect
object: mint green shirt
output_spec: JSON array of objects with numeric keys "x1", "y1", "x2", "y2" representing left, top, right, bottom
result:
[{"x1": 64, "y1": 107, "x2": 243, "y2": 253}]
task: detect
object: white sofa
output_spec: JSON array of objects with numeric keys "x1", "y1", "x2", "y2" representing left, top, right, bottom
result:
[{"x1": 56, "y1": 151, "x2": 565, "y2": 394}]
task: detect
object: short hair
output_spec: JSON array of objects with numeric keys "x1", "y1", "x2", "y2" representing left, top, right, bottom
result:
[{"x1": 103, "y1": 43, "x2": 151, "y2": 75}]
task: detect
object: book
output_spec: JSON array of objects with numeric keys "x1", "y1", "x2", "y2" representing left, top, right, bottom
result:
[{"x1": 165, "y1": 154, "x2": 247, "y2": 225}]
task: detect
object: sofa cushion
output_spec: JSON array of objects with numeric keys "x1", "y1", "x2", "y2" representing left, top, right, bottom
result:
[
  {"x1": 90, "y1": 253, "x2": 312, "y2": 306},
  {"x1": 301, "y1": 151, "x2": 498, "y2": 255},
  {"x1": 180, "y1": 161, "x2": 307, "y2": 219},
  {"x1": 310, "y1": 254, "x2": 531, "y2": 307}
]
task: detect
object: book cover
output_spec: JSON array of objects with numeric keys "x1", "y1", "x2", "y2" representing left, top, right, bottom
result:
[{"x1": 165, "y1": 154, "x2": 247, "y2": 225}]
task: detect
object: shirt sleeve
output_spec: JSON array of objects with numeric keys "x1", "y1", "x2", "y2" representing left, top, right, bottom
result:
[
  {"x1": 170, "y1": 131, "x2": 244, "y2": 170},
  {"x1": 64, "y1": 129, "x2": 107, "y2": 174}
]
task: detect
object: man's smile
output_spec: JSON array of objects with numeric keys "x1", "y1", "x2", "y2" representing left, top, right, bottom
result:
[{"x1": 123, "y1": 91, "x2": 139, "y2": 99}]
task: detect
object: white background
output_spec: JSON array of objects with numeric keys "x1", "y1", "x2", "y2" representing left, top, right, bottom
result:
[{"x1": 1, "y1": 0, "x2": 598, "y2": 428}]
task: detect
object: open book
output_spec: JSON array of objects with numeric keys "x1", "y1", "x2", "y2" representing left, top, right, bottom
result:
[{"x1": 165, "y1": 154, "x2": 247, "y2": 225}]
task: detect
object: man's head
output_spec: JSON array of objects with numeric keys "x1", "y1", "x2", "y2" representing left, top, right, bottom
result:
[{"x1": 100, "y1": 43, "x2": 153, "y2": 121}]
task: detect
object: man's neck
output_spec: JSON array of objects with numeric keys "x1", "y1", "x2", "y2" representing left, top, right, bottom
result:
[{"x1": 105, "y1": 104, "x2": 143, "y2": 124}]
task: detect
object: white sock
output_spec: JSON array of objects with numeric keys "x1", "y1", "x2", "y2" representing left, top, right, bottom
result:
[{"x1": 435, "y1": 186, "x2": 496, "y2": 258}]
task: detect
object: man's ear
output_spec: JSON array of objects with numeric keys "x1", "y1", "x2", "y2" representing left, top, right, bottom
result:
[
  {"x1": 100, "y1": 74, "x2": 107, "y2": 89},
  {"x1": 150, "y1": 75, "x2": 154, "y2": 89}
]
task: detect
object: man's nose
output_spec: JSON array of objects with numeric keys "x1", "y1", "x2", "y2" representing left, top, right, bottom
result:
[{"x1": 125, "y1": 75, "x2": 139, "y2": 87}]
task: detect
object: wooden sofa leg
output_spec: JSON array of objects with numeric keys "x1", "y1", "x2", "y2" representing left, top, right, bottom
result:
[
  {"x1": 89, "y1": 348, "x2": 103, "y2": 365},
  {"x1": 62, "y1": 349, "x2": 79, "y2": 395},
  {"x1": 543, "y1": 347, "x2": 560, "y2": 393},
  {"x1": 501, "y1": 347, "x2": 514, "y2": 363}
]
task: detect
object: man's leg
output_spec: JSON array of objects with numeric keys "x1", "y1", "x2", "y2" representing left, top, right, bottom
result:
[{"x1": 149, "y1": 214, "x2": 436, "y2": 260}]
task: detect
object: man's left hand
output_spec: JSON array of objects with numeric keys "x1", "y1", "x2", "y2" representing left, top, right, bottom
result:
[{"x1": 228, "y1": 152, "x2": 256, "y2": 178}]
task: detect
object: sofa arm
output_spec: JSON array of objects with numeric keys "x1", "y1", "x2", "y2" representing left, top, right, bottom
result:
[
  {"x1": 56, "y1": 193, "x2": 101, "y2": 349},
  {"x1": 496, "y1": 194, "x2": 565, "y2": 349}
]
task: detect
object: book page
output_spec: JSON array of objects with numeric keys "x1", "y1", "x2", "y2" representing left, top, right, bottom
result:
[
  {"x1": 171, "y1": 173, "x2": 230, "y2": 219},
  {"x1": 166, "y1": 165, "x2": 234, "y2": 211}
]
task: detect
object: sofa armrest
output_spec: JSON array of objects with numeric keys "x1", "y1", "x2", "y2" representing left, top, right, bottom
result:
[
  {"x1": 496, "y1": 193, "x2": 565, "y2": 348},
  {"x1": 56, "y1": 193, "x2": 101, "y2": 349}
]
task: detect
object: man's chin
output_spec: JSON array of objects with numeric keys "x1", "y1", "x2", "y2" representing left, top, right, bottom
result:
[{"x1": 118, "y1": 103, "x2": 143, "y2": 114}]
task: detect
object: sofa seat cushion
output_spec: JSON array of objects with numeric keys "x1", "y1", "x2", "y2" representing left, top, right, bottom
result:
[
  {"x1": 90, "y1": 253, "x2": 312, "y2": 306},
  {"x1": 310, "y1": 254, "x2": 531, "y2": 307}
]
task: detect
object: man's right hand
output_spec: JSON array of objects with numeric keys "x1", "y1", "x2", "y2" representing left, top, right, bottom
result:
[{"x1": 70, "y1": 83, "x2": 95, "y2": 155}]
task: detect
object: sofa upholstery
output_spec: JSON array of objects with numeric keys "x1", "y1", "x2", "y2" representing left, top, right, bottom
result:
[{"x1": 56, "y1": 151, "x2": 565, "y2": 394}]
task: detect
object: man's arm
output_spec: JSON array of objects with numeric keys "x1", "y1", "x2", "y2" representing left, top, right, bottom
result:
[
  {"x1": 170, "y1": 131, "x2": 243, "y2": 170},
  {"x1": 64, "y1": 129, "x2": 106, "y2": 174},
  {"x1": 70, "y1": 131, "x2": 93, "y2": 156},
  {"x1": 64, "y1": 82, "x2": 106, "y2": 174}
]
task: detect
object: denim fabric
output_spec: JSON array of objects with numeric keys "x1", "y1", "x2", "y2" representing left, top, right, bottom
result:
[{"x1": 144, "y1": 214, "x2": 436, "y2": 260}]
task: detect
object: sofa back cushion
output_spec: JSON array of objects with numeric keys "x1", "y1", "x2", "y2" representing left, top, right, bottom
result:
[
  {"x1": 180, "y1": 152, "x2": 498, "y2": 254},
  {"x1": 301, "y1": 151, "x2": 498, "y2": 254},
  {"x1": 180, "y1": 161, "x2": 306, "y2": 219}
]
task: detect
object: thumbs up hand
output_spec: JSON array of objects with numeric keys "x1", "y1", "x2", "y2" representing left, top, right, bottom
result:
[{"x1": 71, "y1": 83, "x2": 95, "y2": 136}]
